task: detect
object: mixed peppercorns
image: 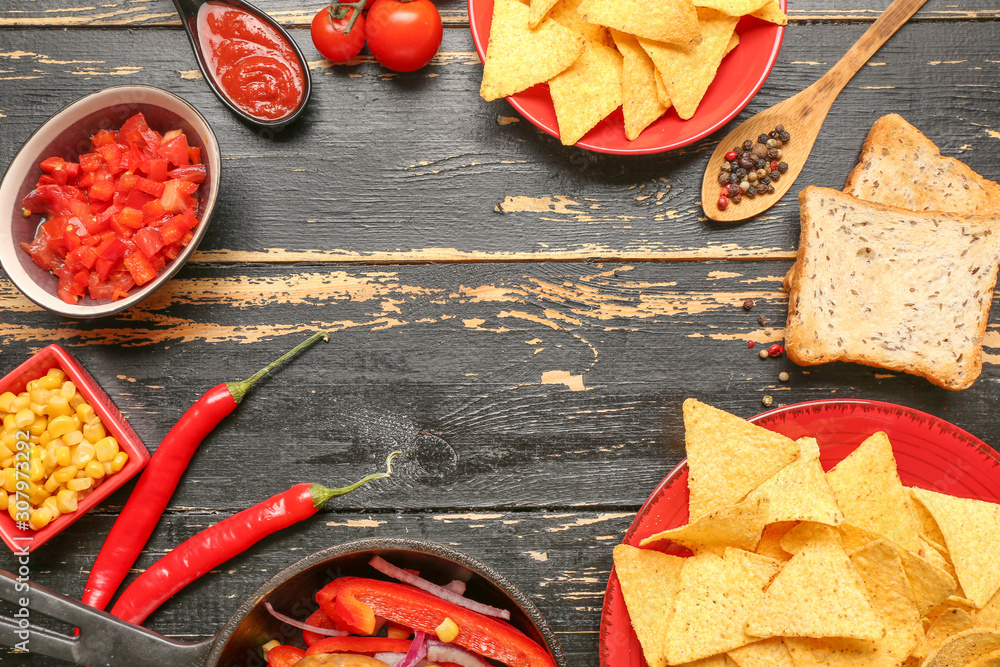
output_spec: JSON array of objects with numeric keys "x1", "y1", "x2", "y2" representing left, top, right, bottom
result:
[{"x1": 716, "y1": 125, "x2": 790, "y2": 210}]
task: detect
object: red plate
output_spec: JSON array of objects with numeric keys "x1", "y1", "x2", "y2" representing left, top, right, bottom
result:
[
  {"x1": 467, "y1": 0, "x2": 786, "y2": 154},
  {"x1": 599, "y1": 399, "x2": 1000, "y2": 667}
]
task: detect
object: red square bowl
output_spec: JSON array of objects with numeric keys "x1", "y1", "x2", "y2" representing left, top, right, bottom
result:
[{"x1": 0, "y1": 344, "x2": 149, "y2": 552}]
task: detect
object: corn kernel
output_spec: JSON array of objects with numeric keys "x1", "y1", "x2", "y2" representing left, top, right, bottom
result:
[
  {"x1": 60, "y1": 381, "x2": 76, "y2": 399},
  {"x1": 27, "y1": 457, "x2": 45, "y2": 483},
  {"x1": 82, "y1": 421, "x2": 105, "y2": 444},
  {"x1": 47, "y1": 395, "x2": 72, "y2": 418},
  {"x1": 25, "y1": 380, "x2": 38, "y2": 392},
  {"x1": 76, "y1": 404, "x2": 96, "y2": 423},
  {"x1": 84, "y1": 460, "x2": 105, "y2": 480},
  {"x1": 67, "y1": 477, "x2": 91, "y2": 492},
  {"x1": 38, "y1": 430, "x2": 53, "y2": 448},
  {"x1": 42, "y1": 495, "x2": 60, "y2": 519},
  {"x1": 55, "y1": 488, "x2": 78, "y2": 514},
  {"x1": 111, "y1": 451, "x2": 128, "y2": 473},
  {"x1": 9, "y1": 504, "x2": 22, "y2": 522},
  {"x1": 0, "y1": 457, "x2": 13, "y2": 469},
  {"x1": 95, "y1": 437, "x2": 119, "y2": 463},
  {"x1": 262, "y1": 640, "x2": 281, "y2": 655},
  {"x1": 43, "y1": 476, "x2": 61, "y2": 493},
  {"x1": 2, "y1": 414, "x2": 15, "y2": 431},
  {"x1": 29, "y1": 507, "x2": 53, "y2": 530},
  {"x1": 28, "y1": 487, "x2": 49, "y2": 506},
  {"x1": 69, "y1": 393, "x2": 85, "y2": 409},
  {"x1": 55, "y1": 445, "x2": 71, "y2": 467},
  {"x1": 3, "y1": 468, "x2": 16, "y2": 493},
  {"x1": 71, "y1": 443, "x2": 95, "y2": 467},
  {"x1": 64, "y1": 430, "x2": 83, "y2": 447},
  {"x1": 13, "y1": 394, "x2": 29, "y2": 411},
  {"x1": 0, "y1": 392, "x2": 16, "y2": 413},
  {"x1": 38, "y1": 374, "x2": 61, "y2": 391},
  {"x1": 46, "y1": 368, "x2": 66, "y2": 383},
  {"x1": 103, "y1": 462, "x2": 114, "y2": 476},
  {"x1": 29, "y1": 388, "x2": 50, "y2": 405},
  {"x1": 52, "y1": 466, "x2": 78, "y2": 484},
  {"x1": 28, "y1": 415, "x2": 47, "y2": 437},
  {"x1": 47, "y1": 415, "x2": 75, "y2": 438},
  {"x1": 14, "y1": 409, "x2": 35, "y2": 429},
  {"x1": 0, "y1": 443, "x2": 11, "y2": 462},
  {"x1": 435, "y1": 617, "x2": 460, "y2": 643},
  {"x1": 0, "y1": 490, "x2": 8, "y2": 511}
]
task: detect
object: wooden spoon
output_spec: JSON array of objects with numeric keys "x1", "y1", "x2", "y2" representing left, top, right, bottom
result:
[{"x1": 701, "y1": 0, "x2": 930, "y2": 221}]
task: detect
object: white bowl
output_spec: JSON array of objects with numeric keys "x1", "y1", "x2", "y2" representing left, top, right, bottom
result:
[{"x1": 0, "y1": 86, "x2": 221, "y2": 318}]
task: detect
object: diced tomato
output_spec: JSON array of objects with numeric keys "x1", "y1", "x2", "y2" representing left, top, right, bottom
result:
[
  {"x1": 167, "y1": 164, "x2": 206, "y2": 184},
  {"x1": 135, "y1": 177, "x2": 165, "y2": 197},
  {"x1": 146, "y1": 158, "x2": 169, "y2": 182},
  {"x1": 108, "y1": 217, "x2": 133, "y2": 239},
  {"x1": 88, "y1": 180, "x2": 115, "y2": 202},
  {"x1": 122, "y1": 251, "x2": 156, "y2": 286},
  {"x1": 40, "y1": 156, "x2": 67, "y2": 174},
  {"x1": 78, "y1": 172, "x2": 96, "y2": 189},
  {"x1": 118, "y1": 113, "x2": 147, "y2": 144},
  {"x1": 79, "y1": 152, "x2": 104, "y2": 173},
  {"x1": 66, "y1": 246, "x2": 99, "y2": 271},
  {"x1": 88, "y1": 273, "x2": 116, "y2": 300},
  {"x1": 188, "y1": 146, "x2": 201, "y2": 164},
  {"x1": 158, "y1": 134, "x2": 190, "y2": 167},
  {"x1": 159, "y1": 180, "x2": 186, "y2": 213},
  {"x1": 133, "y1": 227, "x2": 164, "y2": 258},
  {"x1": 173, "y1": 179, "x2": 200, "y2": 196},
  {"x1": 96, "y1": 143, "x2": 123, "y2": 174},
  {"x1": 162, "y1": 244, "x2": 180, "y2": 261},
  {"x1": 125, "y1": 187, "x2": 154, "y2": 210},
  {"x1": 115, "y1": 207, "x2": 144, "y2": 229},
  {"x1": 159, "y1": 214, "x2": 193, "y2": 245},
  {"x1": 117, "y1": 173, "x2": 138, "y2": 193},
  {"x1": 91, "y1": 129, "x2": 116, "y2": 149},
  {"x1": 22, "y1": 185, "x2": 73, "y2": 217},
  {"x1": 142, "y1": 199, "x2": 167, "y2": 222},
  {"x1": 111, "y1": 272, "x2": 136, "y2": 300}
]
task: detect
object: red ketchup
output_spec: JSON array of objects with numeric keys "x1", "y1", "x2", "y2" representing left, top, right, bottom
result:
[{"x1": 197, "y1": 2, "x2": 306, "y2": 121}]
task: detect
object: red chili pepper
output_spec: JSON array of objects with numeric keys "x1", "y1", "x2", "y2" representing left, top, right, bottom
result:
[
  {"x1": 769, "y1": 343, "x2": 784, "y2": 357},
  {"x1": 266, "y1": 644, "x2": 305, "y2": 667},
  {"x1": 317, "y1": 577, "x2": 557, "y2": 667},
  {"x1": 304, "y1": 636, "x2": 413, "y2": 656},
  {"x1": 108, "y1": 452, "x2": 399, "y2": 625},
  {"x1": 82, "y1": 331, "x2": 329, "y2": 611}
]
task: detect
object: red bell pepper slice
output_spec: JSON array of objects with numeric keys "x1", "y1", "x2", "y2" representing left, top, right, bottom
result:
[
  {"x1": 303, "y1": 636, "x2": 412, "y2": 657},
  {"x1": 301, "y1": 609, "x2": 339, "y2": 646},
  {"x1": 265, "y1": 645, "x2": 304, "y2": 667},
  {"x1": 317, "y1": 578, "x2": 557, "y2": 667}
]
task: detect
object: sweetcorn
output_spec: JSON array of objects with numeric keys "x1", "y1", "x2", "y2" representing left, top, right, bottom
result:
[{"x1": 0, "y1": 367, "x2": 128, "y2": 530}]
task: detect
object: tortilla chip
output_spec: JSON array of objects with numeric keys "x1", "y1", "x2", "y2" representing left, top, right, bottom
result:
[
  {"x1": 578, "y1": 0, "x2": 701, "y2": 46},
  {"x1": 980, "y1": 590, "x2": 1000, "y2": 631},
  {"x1": 480, "y1": 0, "x2": 586, "y2": 101},
  {"x1": 826, "y1": 432, "x2": 924, "y2": 554},
  {"x1": 610, "y1": 30, "x2": 669, "y2": 141},
  {"x1": 926, "y1": 608, "x2": 980, "y2": 654},
  {"x1": 638, "y1": 9, "x2": 740, "y2": 120},
  {"x1": 641, "y1": 495, "x2": 769, "y2": 552},
  {"x1": 910, "y1": 488, "x2": 1000, "y2": 609},
  {"x1": 613, "y1": 544, "x2": 685, "y2": 667},
  {"x1": 548, "y1": 40, "x2": 623, "y2": 145},
  {"x1": 908, "y1": 487, "x2": 949, "y2": 551},
  {"x1": 665, "y1": 548, "x2": 780, "y2": 664},
  {"x1": 745, "y1": 437, "x2": 844, "y2": 526},
  {"x1": 784, "y1": 540, "x2": 921, "y2": 666},
  {"x1": 681, "y1": 399, "x2": 801, "y2": 520},
  {"x1": 549, "y1": 0, "x2": 610, "y2": 44},
  {"x1": 751, "y1": 0, "x2": 788, "y2": 24},
  {"x1": 728, "y1": 638, "x2": 795, "y2": 667},
  {"x1": 922, "y1": 629, "x2": 1000, "y2": 667},
  {"x1": 724, "y1": 33, "x2": 740, "y2": 56},
  {"x1": 966, "y1": 648, "x2": 1000, "y2": 667},
  {"x1": 694, "y1": 0, "x2": 770, "y2": 16},
  {"x1": 528, "y1": 0, "x2": 561, "y2": 27},
  {"x1": 780, "y1": 522, "x2": 842, "y2": 555},
  {"x1": 653, "y1": 70, "x2": 670, "y2": 107},
  {"x1": 746, "y1": 537, "x2": 883, "y2": 640},
  {"x1": 757, "y1": 521, "x2": 795, "y2": 562}
]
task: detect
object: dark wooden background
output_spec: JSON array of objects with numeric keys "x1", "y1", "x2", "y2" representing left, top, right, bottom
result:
[{"x1": 1, "y1": 0, "x2": 999, "y2": 663}]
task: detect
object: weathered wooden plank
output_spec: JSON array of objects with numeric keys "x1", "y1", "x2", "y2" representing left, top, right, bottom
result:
[
  {"x1": 3, "y1": 24, "x2": 999, "y2": 262},
  {"x1": 1, "y1": 0, "x2": 997, "y2": 27},
  {"x1": 0, "y1": 509, "x2": 628, "y2": 665}
]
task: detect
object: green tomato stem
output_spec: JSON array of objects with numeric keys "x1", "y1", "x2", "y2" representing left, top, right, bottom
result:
[{"x1": 329, "y1": 0, "x2": 367, "y2": 33}]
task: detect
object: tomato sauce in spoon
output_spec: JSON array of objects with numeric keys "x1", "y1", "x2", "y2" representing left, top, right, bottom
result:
[{"x1": 197, "y1": 2, "x2": 306, "y2": 121}]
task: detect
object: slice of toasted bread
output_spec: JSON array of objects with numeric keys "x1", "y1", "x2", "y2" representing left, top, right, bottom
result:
[
  {"x1": 783, "y1": 115, "x2": 1000, "y2": 293},
  {"x1": 785, "y1": 186, "x2": 1000, "y2": 390}
]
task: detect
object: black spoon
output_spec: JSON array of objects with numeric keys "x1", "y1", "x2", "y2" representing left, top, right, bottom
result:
[{"x1": 171, "y1": 0, "x2": 312, "y2": 131}]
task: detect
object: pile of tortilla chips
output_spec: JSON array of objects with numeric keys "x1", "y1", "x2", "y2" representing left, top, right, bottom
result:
[
  {"x1": 614, "y1": 399, "x2": 1000, "y2": 667},
  {"x1": 479, "y1": 0, "x2": 788, "y2": 145}
]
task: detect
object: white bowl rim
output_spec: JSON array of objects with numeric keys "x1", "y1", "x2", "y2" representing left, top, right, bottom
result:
[{"x1": 0, "y1": 85, "x2": 221, "y2": 318}]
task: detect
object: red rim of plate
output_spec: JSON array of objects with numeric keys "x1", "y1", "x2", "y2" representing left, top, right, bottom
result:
[
  {"x1": 467, "y1": 0, "x2": 787, "y2": 155},
  {"x1": 598, "y1": 398, "x2": 1000, "y2": 667}
]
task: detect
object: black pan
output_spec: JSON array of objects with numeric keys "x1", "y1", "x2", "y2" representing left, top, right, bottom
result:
[{"x1": 0, "y1": 538, "x2": 568, "y2": 667}]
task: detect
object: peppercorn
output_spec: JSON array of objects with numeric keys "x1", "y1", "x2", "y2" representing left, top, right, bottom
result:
[
  {"x1": 773, "y1": 139, "x2": 783, "y2": 148},
  {"x1": 766, "y1": 138, "x2": 777, "y2": 148},
  {"x1": 769, "y1": 344, "x2": 783, "y2": 357},
  {"x1": 747, "y1": 171, "x2": 758, "y2": 183},
  {"x1": 740, "y1": 181, "x2": 750, "y2": 192},
  {"x1": 718, "y1": 172, "x2": 730, "y2": 185},
  {"x1": 753, "y1": 143, "x2": 768, "y2": 158},
  {"x1": 759, "y1": 349, "x2": 769, "y2": 359},
  {"x1": 739, "y1": 156, "x2": 755, "y2": 170},
  {"x1": 761, "y1": 176, "x2": 771, "y2": 185},
  {"x1": 725, "y1": 151, "x2": 738, "y2": 161},
  {"x1": 731, "y1": 192, "x2": 742, "y2": 204},
  {"x1": 757, "y1": 314, "x2": 767, "y2": 326},
  {"x1": 769, "y1": 131, "x2": 779, "y2": 139},
  {"x1": 748, "y1": 341, "x2": 755, "y2": 349},
  {"x1": 730, "y1": 173, "x2": 740, "y2": 184},
  {"x1": 779, "y1": 131, "x2": 790, "y2": 142},
  {"x1": 775, "y1": 124, "x2": 785, "y2": 132},
  {"x1": 736, "y1": 167, "x2": 748, "y2": 179},
  {"x1": 721, "y1": 184, "x2": 731, "y2": 196},
  {"x1": 717, "y1": 196, "x2": 729, "y2": 211},
  {"x1": 730, "y1": 160, "x2": 740, "y2": 171},
  {"x1": 762, "y1": 395, "x2": 773, "y2": 407},
  {"x1": 721, "y1": 162, "x2": 732, "y2": 173},
  {"x1": 743, "y1": 140, "x2": 754, "y2": 151},
  {"x1": 743, "y1": 298, "x2": 755, "y2": 310},
  {"x1": 745, "y1": 187, "x2": 756, "y2": 199},
  {"x1": 755, "y1": 159, "x2": 767, "y2": 170},
  {"x1": 756, "y1": 184, "x2": 768, "y2": 194},
  {"x1": 767, "y1": 147, "x2": 781, "y2": 160},
  {"x1": 779, "y1": 371, "x2": 790, "y2": 382},
  {"x1": 756, "y1": 168, "x2": 767, "y2": 179},
  {"x1": 734, "y1": 146, "x2": 743, "y2": 154},
  {"x1": 758, "y1": 134, "x2": 769, "y2": 144},
  {"x1": 767, "y1": 183, "x2": 775, "y2": 193},
  {"x1": 778, "y1": 161, "x2": 788, "y2": 173},
  {"x1": 770, "y1": 170, "x2": 780, "y2": 181}
]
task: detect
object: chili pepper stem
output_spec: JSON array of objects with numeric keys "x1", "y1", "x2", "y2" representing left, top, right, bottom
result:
[
  {"x1": 310, "y1": 451, "x2": 402, "y2": 508},
  {"x1": 227, "y1": 331, "x2": 329, "y2": 404}
]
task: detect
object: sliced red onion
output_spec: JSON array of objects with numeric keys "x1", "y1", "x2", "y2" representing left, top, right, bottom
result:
[
  {"x1": 369, "y1": 556, "x2": 511, "y2": 620},
  {"x1": 398, "y1": 630, "x2": 427, "y2": 667},
  {"x1": 264, "y1": 602, "x2": 348, "y2": 637},
  {"x1": 427, "y1": 640, "x2": 491, "y2": 667},
  {"x1": 444, "y1": 580, "x2": 467, "y2": 595}
]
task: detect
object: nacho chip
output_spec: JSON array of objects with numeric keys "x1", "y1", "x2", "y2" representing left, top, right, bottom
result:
[
  {"x1": 548, "y1": 40, "x2": 623, "y2": 145},
  {"x1": 745, "y1": 437, "x2": 844, "y2": 526},
  {"x1": 613, "y1": 544, "x2": 685, "y2": 667},
  {"x1": 578, "y1": 0, "x2": 701, "y2": 45},
  {"x1": 926, "y1": 607, "x2": 980, "y2": 654},
  {"x1": 681, "y1": 399, "x2": 801, "y2": 519},
  {"x1": 653, "y1": 70, "x2": 670, "y2": 108},
  {"x1": 751, "y1": 0, "x2": 788, "y2": 24},
  {"x1": 724, "y1": 33, "x2": 740, "y2": 56},
  {"x1": 746, "y1": 537, "x2": 883, "y2": 640},
  {"x1": 728, "y1": 638, "x2": 795, "y2": 667},
  {"x1": 639, "y1": 9, "x2": 740, "y2": 120},
  {"x1": 922, "y1": 629, "x2": 1000, "y2": 667},
  {"x1": 694, "y1": 0, "x2": 770, "y2": 16},
  {"x1": 910, "y1": 488, "x2": 1000, "y2": 609},
  {"x1": 641, "y1": 495, "x2": 769, "y2": 552},
  {"x1": 780, "y1": 522, "x2": 842, "y2": 555},
  {"x1": 826, "y1": 432, "x2": 924, "y2": 554},
  {"x1": 783, "y1": 540, "x2": 921, "y2": 666},
  {"x1": 966, "y1": 647, "x2": 1000, "y2": 667},
  {"x1": 549, "y1": 0, "x2": 610, "y2": 44},
  {"x1": 610, "y1": 30, "x2": 669, "y2": 141},
  {"x1": 666, "y1": 548, "x2": 780, "y2": 664},
  {"x1": 980, "y1": 589, "x2": 1000, "y2": 631},
  {"x1": 480, "y1": 0, "x2": 586, "y2": 101},
  {"x1": 528, "y1": 0, "x2": 561, "y2": 27},
  {"x1": 757, "y1": 521, "x2": 795, "y2": 562},
  {"x1": 908, "y1": 487, "x2": 949, "y2": 551}
]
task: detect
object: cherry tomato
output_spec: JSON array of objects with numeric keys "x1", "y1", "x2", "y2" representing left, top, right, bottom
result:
[
  {"x1": 311, "y1": 5, "x2": 366, "y2": 63},
  {"x1": 365, "y1": 0, "x2": 442, "y2": 72}
]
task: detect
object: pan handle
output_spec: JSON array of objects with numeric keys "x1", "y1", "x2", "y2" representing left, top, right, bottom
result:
[{"x1": 0, "y1": 570, "x2": 213, "y2": 667}]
